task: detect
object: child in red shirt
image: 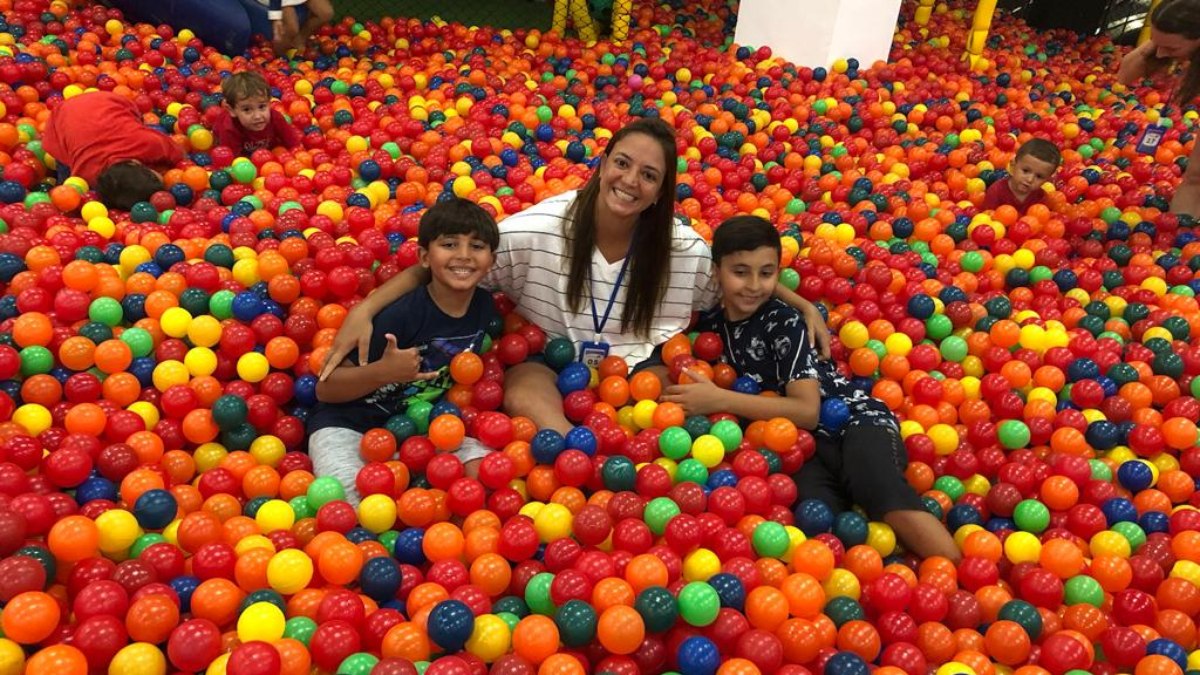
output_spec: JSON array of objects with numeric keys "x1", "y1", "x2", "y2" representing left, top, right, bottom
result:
[
  {"x1": 41, "y1": 91, "x2": 183, "y2": 210},
  {"x1": 212, "y1": 72, "x2": 304, "y2": 156},
  {"x1": 983, "y1": 138, "x2": 1061, "y2": 213}
]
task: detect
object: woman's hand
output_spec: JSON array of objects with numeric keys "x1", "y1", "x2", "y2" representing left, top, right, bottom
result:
[
  {"x1": 319, "y1": 304, "x2": 375, "y2": 381},
  {"x1": 1119, "y1": 39, "x2": 1162, "y2": 86},
  {"x1": 801, "y1": 304, "x2": 831, "y2": 359}
]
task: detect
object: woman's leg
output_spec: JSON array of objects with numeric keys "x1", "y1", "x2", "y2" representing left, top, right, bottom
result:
[
  {"x1": 1172, "y1": 140, "x2": 1200, "y2": 216},
  {"x1": 274, "y1": 8, "x2": 300, "y2": 54},
  {"x1": 503, "y1": 362, "x2": 573, "y2": 435},
  {"x1": 298, "y1": 0, "x2": 334, "y2": 47}
]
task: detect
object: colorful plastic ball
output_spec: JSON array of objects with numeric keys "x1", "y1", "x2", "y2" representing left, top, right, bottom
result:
[
  {"x1": 267, "y1": 549, "x2": 314, "y2": 595},
  {"x1": 428, "y1": 600, "x2": 475, "y2": 652},
  {"x1": 678, "y1": 582, "x2": 721, "y2": 626},
  {"x1": 237, "y1": 601, "x2": 286, "y2": 642},
  {"x1": 677, "y1": 636, "x2": 720, "y2": 675}
]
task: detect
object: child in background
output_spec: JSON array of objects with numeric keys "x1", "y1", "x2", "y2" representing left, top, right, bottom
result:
[
  {"x1": 663, "y1": 215, "x2": 961, "y2": 562},
  {"x1": 41, "y1": 91, "x2": 184, "y2": 210},
  {"x1": 308, "y1": 199, "x2": 500, "y2": 505},
  {"x1": 982, "y1": 138, "x2": 1061, "y2": 213},
  {"x1": 212, "y1": 72, "x2": 304, "y2": 156},
  {"x1": 263, "y1": 0, "x2": 335, "y2": 54}
]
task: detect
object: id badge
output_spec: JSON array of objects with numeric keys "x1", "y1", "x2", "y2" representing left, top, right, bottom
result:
[
  {"x1": 579, "y1": 340, "x2": 609, "y2": 369},
  {"x1": 1137, "y1": 124, "x2": 1167, "y2": 155}
]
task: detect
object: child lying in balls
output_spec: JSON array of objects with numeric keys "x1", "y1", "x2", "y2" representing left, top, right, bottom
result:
[
  {"x1": 308, "y1": 199, "x2": 501, "y2": 504},
  {"x1": 41, "y1": 91, "x2": 185, "y2": 210},
  {"x1": 661, "y1": 215, "x2": 961, "y2": 562}
]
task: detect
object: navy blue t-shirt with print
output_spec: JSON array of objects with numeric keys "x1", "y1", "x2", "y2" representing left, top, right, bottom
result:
[
  {"x1": 696, "y1": 298, "x2": 896, "y2": 439},
  {"x1": 307, "y1": 286, "x2": 498, "y2": 434}
]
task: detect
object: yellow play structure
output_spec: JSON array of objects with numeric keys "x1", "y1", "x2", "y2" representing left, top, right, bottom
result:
[{"x1": 552, "y1": 0, "x2": 633, "y2": 43}]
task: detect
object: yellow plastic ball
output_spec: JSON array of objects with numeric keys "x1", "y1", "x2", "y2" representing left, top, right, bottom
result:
[
  {"x1": 632, "y1": 400, "x2": 658, "y2": 429},
  {"x1": 823, "y1": 568, "x2": 861, "y2": 600},
  {"x1": 255, "y1": 500, "x2": 295, "y2": 533},
  {"x1": 205, "y1": 653, "x2": 230, "y2": 675},
  {"x1": 465, "y1": 614, "x2": 511, "y2": 663},
  {"x1": 109, "y1": 642, "x2": 166, "y2": 675},
  {"x1": 838, "y1": 322, "x2": 869, "y2": 349},
  {"x1": 87, "y1": 216, "x2": 115, "y2": 238},
  {"x1": 237, "y1": 352, "x2": 270, "y2": 383},
  {"x1": 159, "y1": 307, "x2": 192, "y2": 338},
  {"x1": 1003, "y1": 531, "x2": 1041, "y2": 564},
  {"x1": 12, "y1": 404, "x2": 50, "y2": 435},
  {"x1": 533, "y1": 503, "x2": 572, "y2": 543},
  {"x1": 237, "y1": 602, "x2": 286, "y2": 642},
  {"x1": 184, "y1": 347, "x2": 217, "y2": 377},
  {"x1": 234, "y1": 535, "x2": 274, "y2": 556},
  {"x1": 690, "y1": 434, "x2": 725, "y2": 468},
  {"x1": 118, "y1": 244, "x2": 150, "y2": 271},
  {"x1": 152, "y1": 360, "x2": 190, "y2": 391},
  {"x1": 189, "y1": 128, "x2": 213, "y2": 152},
  {"x1": 1171, "y1": 560, "x2": 1200, "y2": 586},
  {"x1": 682, "y1": 548, "x2": 721, "y2": 582},
  {"x1": 359, "y1": 494, "x2": 398, "y2": 534},
  {"x1": 452, "y1": 175, "x2": 477, "y2": 198},
  {"x1": 0, "y1": 638, "x2": 22, "y2": 675},
  {"x1": 126, "y1": 401, "x2": 160, "y2": 430},
  {"x1": 884, "y1": 332, "x2": 913, "y2": 356},
  {"x1": 936, "y1": 663, "x2": 976, "y2": 675},
  {"x1": 96, "y1": 509, "x2": 142, "y2": 555},
  {"x1": 194, "y1": 443, "x2": 228, "y2": 473},
  {"x1": 187, "y1": 315, "x2": 223, "y2": 348},
  {"x1": 866, "y1": 522, "x2": 897, "y2": 557},
  {"x1": 927, "y1": 423, "x2": 959, "y2": 455},
  {"x1": 267, "y1": 549, "x2": 314, "y2": 595},
  {"x1": 1090, "y1": 530, "x2": 1132, "y2": 558},
  {"x1": 249, "y1": 435, "x2": 285, "y2": 467},
  {"x1": 232, "y1": 259, "x2": 260, "y2": 287}
]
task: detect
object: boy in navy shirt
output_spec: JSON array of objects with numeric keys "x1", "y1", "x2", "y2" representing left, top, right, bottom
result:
[
  {"x1": 663, "y1": 216, "x2": 960, "y2": 561},
  {"x1": 309, "y1": 199, "x2": 500, "y2": 504},
  {"x1": 982, "y1": 138, "x2": 1060, "y2": 213}
]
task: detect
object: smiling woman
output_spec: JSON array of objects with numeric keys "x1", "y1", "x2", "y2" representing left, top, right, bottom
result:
[
  {"x1": 1118, "y1": 0, "x2": 1200, "y2": 215},
  {"x1": 319, "y1": 117, "x2": 829, "y2": 434}
]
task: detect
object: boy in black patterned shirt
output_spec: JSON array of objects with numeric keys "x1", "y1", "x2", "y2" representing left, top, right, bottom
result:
[{"x1": 662, "y1": 216, "x2": 959, "y2": 562}]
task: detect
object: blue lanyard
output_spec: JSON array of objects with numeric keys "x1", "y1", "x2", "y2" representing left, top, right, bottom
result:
[{"x1": 589, "y1": 248, "x2": 632, "y2": 337}]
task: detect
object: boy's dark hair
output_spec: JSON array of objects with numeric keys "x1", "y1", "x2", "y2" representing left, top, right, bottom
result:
[
  {"x1": 1015, "y1": 138, "x2": 1062, "y2": 168},
  {"x1": 712, "y1": 215, "x2": 781, "y2": 265},
  {"x1": 97, "y1": 161, "x2": 163, "y2": 211},
  {"x1": 222, "y1": 72, "x2": 271, "y2": 106},
  {"x1": 418, "y1": 198, "x2": 500, "y2": 250}
]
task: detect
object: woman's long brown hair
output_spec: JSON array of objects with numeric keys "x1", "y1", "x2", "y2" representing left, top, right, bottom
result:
[
  {"x1": 563, "y1": 117, "x2": 679, "y2": 339},
  {"x1": 1149, "y1": 0, "x2": 1200, "y2": 104}
]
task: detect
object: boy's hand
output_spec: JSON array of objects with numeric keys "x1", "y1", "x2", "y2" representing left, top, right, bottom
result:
[
  {"x1": 662, "y1": 369, "x2": 727, "y2": 416},
  {"x1": 379, "y1": 334, "x2": 439, "y2": 383}
]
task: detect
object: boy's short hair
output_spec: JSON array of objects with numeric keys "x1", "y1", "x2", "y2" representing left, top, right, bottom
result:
[
  {"x1": 222, "y1": 72, "x2": 271, "y2": 106},
  {"x1": 712, "y1": 215, "x2": 781, "y2": 265},
  {"x1": 1015, "y1": 138, "x2": 1062, "y2": 168},
  {"x1": 97, "y1": 161, "x2": 163, "y2": 211},
  {"x1": 418, "y1": 198, "x2": 500, "y2": 250}
]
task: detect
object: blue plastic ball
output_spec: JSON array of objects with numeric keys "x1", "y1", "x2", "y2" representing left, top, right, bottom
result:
[
  {"x1": 133, "y1": 489, "x2": 178, "y2": 530},
  {"x1": 531, "y1": 428, "x2": 566, "y2": 465},
  {"x1": 706, "y1": 573, "x2": 745, "y2": 611},
  {"x1": 360, "y1": 557, "x2": 402, "y2": 602},
  {"x1": 556, "y1": 362, "x2": 590, "y2": 395},
  {"x1": 427, "y1": 600, "x2": 475, "y2": 652},
  {"x1": 793, "y1": 498, "x2": 835, "y2": 536},
  {"x1": 676, "y1": 636, "x2": 720, "y2": 675}
]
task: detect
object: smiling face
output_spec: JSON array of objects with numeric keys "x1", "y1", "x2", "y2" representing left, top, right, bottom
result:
[
  {"x1": 1007, "y1": 153, "x2": 1057, "y2": 202},
  {"x1": 716, "y1": 246, "x2": 780, "y2": 321},
  {"x1": 228, "y1": 95, "x2": 271, "y2": 133},
  {"x1": 595, "y1": 132, "x2": 668, "y2": 226},
  {"x1": 1152, "y1": 26, "x2": 1200, "y2": 59},
  {"x1": 420, "y1": 233, "x2": 495, "y2": 295}
]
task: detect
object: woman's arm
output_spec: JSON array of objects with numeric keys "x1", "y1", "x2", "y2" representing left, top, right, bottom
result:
[
  {"x1": 774, "y1": 284, "x2": 831, "y2": 358},
  {"x1": 661, "y1": 371, "x2": 821, "y2": 429},
  {"x1": 318, "y1": 266, "x2": 431, "y2": 380},
  {"x1": 1119, "y1": 40, "x2": 1163, "y2": 85}
]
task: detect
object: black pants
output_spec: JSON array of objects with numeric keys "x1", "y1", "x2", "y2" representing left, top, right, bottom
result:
[{"x1": 793, "y1": 424, "x2": 925, "y2": 521}]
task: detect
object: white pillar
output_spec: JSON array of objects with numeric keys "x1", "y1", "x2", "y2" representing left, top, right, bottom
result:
[{"x1": 733, "y1": 0, "x2": 903, "y2": 69}]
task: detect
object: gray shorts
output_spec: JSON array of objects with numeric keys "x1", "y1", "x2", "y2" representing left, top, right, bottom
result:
[{"x1": 309, "y1": 427, "x2": 493, "y2": 507}]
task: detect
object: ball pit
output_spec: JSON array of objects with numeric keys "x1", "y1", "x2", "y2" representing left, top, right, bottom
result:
[{"x1": 0, "y1": 0, "x2": 1196, "y2": 674}]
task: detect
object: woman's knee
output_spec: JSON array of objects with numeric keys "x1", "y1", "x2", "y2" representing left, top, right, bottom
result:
[
  {"x1": 502, "y1": 363, "x2": 560, "y2": 407},
  {"x1": 307, "y1": 0, "x2": 334, "y2": 22}
]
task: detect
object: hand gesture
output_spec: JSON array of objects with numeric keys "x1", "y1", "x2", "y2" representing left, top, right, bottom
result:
[
  {"x1": 379, "y1": 334, "x2": 439, "y2": 383},
  {"x1": 661, "y1": 368, "x2": 727, "y2": 416}
]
